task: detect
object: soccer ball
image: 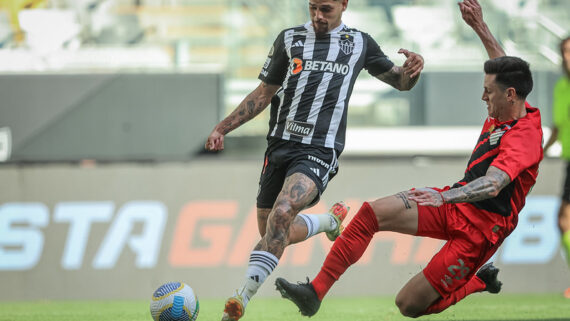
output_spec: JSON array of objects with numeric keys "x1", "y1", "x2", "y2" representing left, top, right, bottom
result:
[{"x1": 150, "y1": 282, "x2": 199, "y2": 321}]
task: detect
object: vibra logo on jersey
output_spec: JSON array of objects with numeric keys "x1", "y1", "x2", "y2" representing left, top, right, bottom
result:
[{"x1": 289, "y1": 58, "x2": 350, "y2": 76}]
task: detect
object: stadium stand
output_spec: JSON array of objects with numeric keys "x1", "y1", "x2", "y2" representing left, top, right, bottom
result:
[{"x1": 0, "y1": 0, "x2": 568, "y2": 158}]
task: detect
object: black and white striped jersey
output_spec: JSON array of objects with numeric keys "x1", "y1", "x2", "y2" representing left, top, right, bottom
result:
[{"x1": 259, "y1": 21, "x2": 394, "y2": 154}]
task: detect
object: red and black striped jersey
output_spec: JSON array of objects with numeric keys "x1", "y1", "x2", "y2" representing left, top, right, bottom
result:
[
  {"x1": 454, "y1": 102, "x2": 543, "y2": 244},
  {"x1": 259, "y1": 22, "x2": 394, "y2": 154}
]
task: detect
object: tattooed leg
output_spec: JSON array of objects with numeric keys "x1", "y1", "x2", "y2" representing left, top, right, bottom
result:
[
  {"x1": 255, "y1": 172, "x2": 318, "y2": 258},
  {"x1": 258, "y1": 207, "x2": 312, "y2": 243},
  {"x1": 396, "y1": 191, "x2": 412, "y2": 209},
  {"x1": 367, "y1": 191, "x2": 419, "y2": 235},
  {"x1": 228, "y1": 172, "x2": 317, "y2": 311}
]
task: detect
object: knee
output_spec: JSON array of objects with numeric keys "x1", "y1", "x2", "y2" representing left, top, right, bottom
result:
[
  {"x1": 368, "y1": 198, "x2": 393, "y2": 227},
  {"x1": 267, "y1": 200, "x2": 296, "y2": 234},
  {"x1": 272, "y1": 199, "x2": 294, "y2": 218},
  {"x1": 395, "y1": 295, "x2": 422, "y2": 318}
]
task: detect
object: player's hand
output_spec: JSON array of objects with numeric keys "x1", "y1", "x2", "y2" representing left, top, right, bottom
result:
[
  {"x1": 398, "y1": 49, "x2": 424, "y2": 78},
  {"x1": 458, "y1": 0, "x2": 484, "y2": 29},
  {"x1": 408, "y1": 188, "x2": 444, "y2": 207},
  {"x1": 205, "y1": 129, "x2": 225, "y2": 151}
]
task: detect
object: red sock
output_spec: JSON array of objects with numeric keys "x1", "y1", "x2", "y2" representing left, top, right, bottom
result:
[
  {"x1": 422, "y1": 275, "x2": 486, "y2": 315},
  {"x1": 311, "y1": 202, "x2": 379, "y2": 300}
]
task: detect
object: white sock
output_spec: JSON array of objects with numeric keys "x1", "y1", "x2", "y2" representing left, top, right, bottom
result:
[
  {"x1": 237, "y1": 250, "x2": 279, "y2": 307},
  {"x1": 298, "y1": 213, "x2": 338, "y2": 239}
]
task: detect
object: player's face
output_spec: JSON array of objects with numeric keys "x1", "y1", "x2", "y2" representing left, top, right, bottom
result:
[
  {"x1": 563, "y1": 39, "x2": 570, "y2": 74},
  {"x1": 309, "y1": 0, "x2": 348, "y2": 37},
  {"x1": 482, "y1": 74, "x2": 509, "y2": 119}
]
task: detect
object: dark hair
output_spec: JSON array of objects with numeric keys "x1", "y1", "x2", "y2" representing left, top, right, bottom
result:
[
  {"x1": 561, "y1": 36, "x2": 570, "y2": 78},
  {"x1": 484, "y1": 56, "x2": 533, "y2": 99}
]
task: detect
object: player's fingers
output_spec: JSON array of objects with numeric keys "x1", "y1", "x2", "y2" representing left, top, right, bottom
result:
[
  {"x1": 414, "y1": 198, "x2": 434, "y2": 206},
  {"x1": 206, "y1": 137, "x2": 221, "y2": 151},
  {"x1": 205, "y1": 139, "x2": 213, "y2": 150},
  {"x1": 460, "y1": 0, "x2": 472, "y2": 11},
  {"x1": 404, "y1": 54, "x2": 419, "y2": 71},
  {"x1": 408, "y1": 190, "x2": 422, "y2": 198},
  {"x1": 408, "y1": 59, "x2": 423, "y2": 77},
  {"x1": 408, "y1": 191, "x2": 420, "y2": 198},
  {"x1": 404, "y1": 57, "x2": 416, "y2": 69},
  {"x1": 470, "y1": 0, "x2": 481, "y2": 7},
  {"x1": 415, "y1": 200, "x2": 432, "y2": 206},
  {"x1": 464, "y1": 0, "x2": 477, "y2": 10},
  {"x1": 409, "y1": 56, "x2": 422, "y2": 69},
  {"x1": 409, "y1": 68, "x2": 420, "y2": 78},
  {"x1": 409, "y1": 192, "x2": 428, "y2": 201},
  {"x1": 412, "y1": 62, "x2": 424, "y2": 72},
  {"x1": 398, "y1": 48, "x2": 410, "y2": 57}
]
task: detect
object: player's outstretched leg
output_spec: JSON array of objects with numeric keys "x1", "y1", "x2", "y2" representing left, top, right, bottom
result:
[
  {"x1": 275, "y1": 277, "x2": 321, "y2": 317},
  {"x1": 476, "y1": 262, "x2": 502, "y2": 293}
]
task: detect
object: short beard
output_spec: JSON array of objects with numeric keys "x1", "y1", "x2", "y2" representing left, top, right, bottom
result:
[{"x1": 312, "y1": 25, "x2": 328, "y2": 38}]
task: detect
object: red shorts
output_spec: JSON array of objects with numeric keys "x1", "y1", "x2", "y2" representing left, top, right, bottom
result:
[{"x1": 416, "y1": 203, "x2": 502, "y2": 297}]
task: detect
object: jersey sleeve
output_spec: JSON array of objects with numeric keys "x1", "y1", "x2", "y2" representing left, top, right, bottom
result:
[
  {"x1": 491, "y1": 120, "x2": 542, "y2": 181},
  {"x1": 362, "y1": 33, "x2": 394, "y2": 77},
  {"x1": 258, "y1": 30, "x2": 289, "y2": 86}
]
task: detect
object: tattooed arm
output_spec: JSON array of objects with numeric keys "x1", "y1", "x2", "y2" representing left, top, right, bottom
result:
[
  {"x1": 441, "y1": 166, "x2": 511, "y2": 203},
  {"x1": 408, "y1": 166, "x2": 511, "y2": 207},
  {"x1": 205, "y1": 82, "x2": 280, "y2": 151},
  {"x1": 375, "y1": 49, "x2": 423, "y2": 91}
]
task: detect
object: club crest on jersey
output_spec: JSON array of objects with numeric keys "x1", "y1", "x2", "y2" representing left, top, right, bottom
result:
[{"x1": 339, "y1": 34, "x2": 354, "y2": 55}]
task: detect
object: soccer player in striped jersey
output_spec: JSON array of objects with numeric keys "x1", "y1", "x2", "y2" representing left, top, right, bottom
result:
[
  {"x1": 275, "y1": 0, "x2": 544, "y2": 317},
  {"x1": 205, "y1": 0, "x2": 424, "y2": 320}
]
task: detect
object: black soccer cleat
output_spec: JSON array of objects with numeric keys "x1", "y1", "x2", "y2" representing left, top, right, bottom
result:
[
  {"x1": 476, "y1": 262, "x2": 502, "y2": 294},
  {"x1": 275, "y1": 277, "x2": 321, "y2": 317}
]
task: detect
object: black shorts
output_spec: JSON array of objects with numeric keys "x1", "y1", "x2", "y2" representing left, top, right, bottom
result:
[
  {"x1": 562, "y1": 162, "x2": 570, "y2": 202},
  {"x1": 256, "y1": 140, "x2": 339, "y2": 209}
]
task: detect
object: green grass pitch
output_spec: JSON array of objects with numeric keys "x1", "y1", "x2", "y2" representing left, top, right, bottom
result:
[{"x1": 1, "y1": 294, "x2": 568, "y2": 321}]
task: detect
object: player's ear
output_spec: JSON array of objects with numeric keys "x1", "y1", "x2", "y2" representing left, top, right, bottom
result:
[
  {"x1": 342, "y1": 0, "x2": 348, "y2": 11},
  {"x1": 506, "y1": 87, "x2": 517, "y2": 103}
]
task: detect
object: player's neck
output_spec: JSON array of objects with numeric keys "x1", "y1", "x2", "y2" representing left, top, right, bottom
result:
[{"x1": 498, "y1": 102, "x2": 526, "y2": 122}]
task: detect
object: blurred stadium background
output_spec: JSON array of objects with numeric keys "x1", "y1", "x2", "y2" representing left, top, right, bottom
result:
[{"x1": 0, "y1": 0, "x2": 569, "y2": 305}]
